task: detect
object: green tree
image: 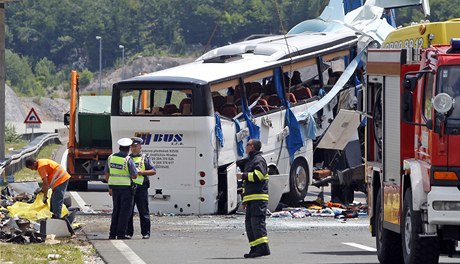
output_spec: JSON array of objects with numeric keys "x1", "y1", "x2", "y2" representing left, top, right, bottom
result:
[
  {"x1": 35, "y1": 57, "x2": 57, "y2": 87},
  {"x1": 5, "y1": 49, "x2": 34, "y2": 95},
  {"x1": 79, "y1": 69, "x2": 94, "y2": 87},
  {"x1": 5, "y1": 124, "x2": 22, "y2": 143}
]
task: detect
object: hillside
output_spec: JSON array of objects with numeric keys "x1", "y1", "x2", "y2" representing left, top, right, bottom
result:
[{"x1": 5, "y1": 56, "x2": 195, "y2": 123}]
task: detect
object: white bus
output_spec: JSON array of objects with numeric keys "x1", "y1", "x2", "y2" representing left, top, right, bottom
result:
[{"x1": 109, "y1": 29, "x2": 366, "y2": 215}]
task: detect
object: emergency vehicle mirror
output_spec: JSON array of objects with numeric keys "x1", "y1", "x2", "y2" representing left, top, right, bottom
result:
[
  {"x1": 64, "y1": 113, "x2": 70, "y2": 126},
  {"x1": 403, "y1": 76, "x2": 417, "y2": 92},
  {"x1": 432, "y1": 93, "x2": 454, "y2": 115}
]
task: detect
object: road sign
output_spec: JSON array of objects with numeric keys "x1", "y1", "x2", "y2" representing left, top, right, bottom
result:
[
  {"x1": 26, "y1": 123, "x2": 41, "y2": 129},
  {"x1": 24, "y1": 107, "x2": 42, "y2": 124}
]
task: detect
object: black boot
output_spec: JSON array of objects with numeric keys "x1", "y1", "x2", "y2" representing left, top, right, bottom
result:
[
  {"x1": 244, "y1": 247, "x2": 255, "y2": 258},
  {"x1": 260, "y1": 243, "x2": 270, "y2": 256},
  {"x1": 245, "y1": 244, "x2": 270, "y2": 258}
]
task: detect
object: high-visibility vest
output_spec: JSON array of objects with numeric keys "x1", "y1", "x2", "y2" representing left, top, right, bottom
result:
[
  {"x1": 132, "y1": 154, "x2": 146, "y2": 185},
  {"x1": 37, "y1": 159, "x2": 71, "y2": 189},
  {"x1": 108, "y1": 155, "x2": 132, "y2": 186}
]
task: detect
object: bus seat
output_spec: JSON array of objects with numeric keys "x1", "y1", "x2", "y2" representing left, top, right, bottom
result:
[
  {"x1": 234, "y1": 87, "x2": 242, "y2": 99},
  {"x1": 267, "y1": 95, "x2": 281, "y2": 107},
  {"x1": 163, "y1": 104, "x2": 179, "y2": 115},
  {"x1": 220, "y1": 103, "x2": 237, "y2": 118},
  {"x1": 151, "y1": 107, "x2": 163, "y2": 115},
  {"x1": 248, "y1": 82, "x2": 262, "y2": 97},
  {"x1": 292, "y1": 86, "x2": 312, "y2": 100},
  {"x1": 179, "y1": 98, "x2": 192, "y2": 111},
  {"x1": 234, "y1": 97, "x2": 241, "y2": 107},
  {"x1": 288, "y1": 93, "x2": 297, "y2": 104},
  {"x1": 251, "y1": 98, "x2": 269, "y2": 115},
  {"x1": 212, "y1": 95, "x2": 225, "y2": 111},
  {"x1": 262, "y1": 83, "x2": 275, "y2": 95},
  {"x1": 181, "y1": 103, "x2": 192, "y2": 115},
  {"x1": 248, "y1": 93, "x2": 260, "y2": 104}
]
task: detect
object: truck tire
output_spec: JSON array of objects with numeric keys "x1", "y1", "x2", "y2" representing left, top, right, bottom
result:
[
  {"x1": 402, "y1": 188, "x2": 440, "y2": 264},
  {"x1": 67, "y1": 181, "x2": 77, "y2": 191},
  {"x1": 284, "y1": 158, "x2": 309, "y2": 203},
  {"x1": 375, "y1": 189, "x2": 403, "y2": 263},
  {"x1": 78, "y1": 181, "x2": 88, "y2": 191}
]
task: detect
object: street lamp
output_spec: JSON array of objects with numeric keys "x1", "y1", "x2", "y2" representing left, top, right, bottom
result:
[
  {"x1": 119, "y1": 44, "x2": 125, "y2": 80},
  {"x1": 138, "y1": 55, "x2": 143, "y2": 74},
  {"x1": 96, "y1": 36, "x2": 102, "y2": 95}
]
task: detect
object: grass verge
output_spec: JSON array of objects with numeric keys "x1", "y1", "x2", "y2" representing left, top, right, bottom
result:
[
  {"x1": 5, "y1": 141, "x2": 28, "y2": 155},
  {"x1": 0, "y1": 241, "x2": 84, "y2": 264}
]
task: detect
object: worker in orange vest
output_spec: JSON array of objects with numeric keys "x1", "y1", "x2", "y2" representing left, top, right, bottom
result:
[{"x1": 25, "y1": 158, "x2": 71, "y2": 219}]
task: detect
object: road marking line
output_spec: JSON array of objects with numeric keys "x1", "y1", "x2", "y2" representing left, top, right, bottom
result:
[
  {"x1": 342, "y1": 242, "x2": 377, "y2": 252},
  {"x1": 111, "y1": 240, "x2": 146, "y2": 264},
  {"x1": 69, "y1": 191, "x2": 96, "y2": 214}
]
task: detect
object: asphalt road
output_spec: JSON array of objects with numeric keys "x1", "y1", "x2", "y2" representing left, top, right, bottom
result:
[{"x1": 72, "y1": 183, "x2": 460, "y2": 264}]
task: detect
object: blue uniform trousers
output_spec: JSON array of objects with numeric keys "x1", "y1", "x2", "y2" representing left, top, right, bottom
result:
[
  {"x1": 127, "y1": 187, "x2": 151, "y2": 236},
  {"x1": 109, "y1": 187, "x2": 134, "y2": 238}
]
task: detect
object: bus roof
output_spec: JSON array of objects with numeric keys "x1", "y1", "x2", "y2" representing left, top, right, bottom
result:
[{"x1": 119, "y1": 31, "x2": 358, "y2": 88}]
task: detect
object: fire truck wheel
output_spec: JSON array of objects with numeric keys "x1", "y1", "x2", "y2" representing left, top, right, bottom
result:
[
  {"x1": 375, "y1": 189, "x2": 403, "y2": 263},
  {"x1": 402, "y1": 188, "x2": 440, "y2": 264},
  {"x1": 284, "y1": 158, "x2": 309, "y2": 203}
]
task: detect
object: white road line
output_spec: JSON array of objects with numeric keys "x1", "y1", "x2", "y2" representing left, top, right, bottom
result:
[
  {"x1": 343, "y1": 242, "x2": 377, "y2": 252},
  {"x1": 111, "y1": 240, "x2": 146, "y2": 264},
  {"x1": 69, "y1": 191, "x2": 96, "y2": 214}
]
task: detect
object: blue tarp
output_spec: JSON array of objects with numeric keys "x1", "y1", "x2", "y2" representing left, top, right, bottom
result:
[
  {"x1": 274, "y1": 68, "x2": 304, "y2": 158},
  {"x1": 214, "y1": 112, "x2": 224, "y2": 148}
]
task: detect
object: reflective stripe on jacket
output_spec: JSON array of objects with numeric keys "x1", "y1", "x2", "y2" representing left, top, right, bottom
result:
[
  {"x1": 108, "y1": 155, "x2": 132, "y2": 186},
  {"x1": 132, "y1": 154, "x2": 146, "y2": 185},
  {"x1": 37, "y1": 159, "x2": 71, "y2": 189},
  {"x1": 242, "y1": 151, "x2": 269, "y2": 203}
]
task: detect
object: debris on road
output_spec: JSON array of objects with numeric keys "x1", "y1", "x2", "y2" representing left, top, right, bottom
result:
[
  {"x1": 0, "y1": 181, "x2": 77, "y2": 243},
  {"x1": 270, "y1": 195, "x2": 368, "y2": 220}
]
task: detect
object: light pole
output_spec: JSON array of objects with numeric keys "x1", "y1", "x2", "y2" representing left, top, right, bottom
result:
[
  {"x1": 96, "y1": 36, "x2": 102, "y2": 95},
  {"x1": 137, "y1": 55, "x2": 143, "y2": 74},
  {"x1": 119, "y1": 44, "x2": 125, "y2": 80}
]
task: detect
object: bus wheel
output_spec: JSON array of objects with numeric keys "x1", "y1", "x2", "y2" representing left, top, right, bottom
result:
[
  {"x1": 375, "y1": 189, "x2": 403, "y2": 263},
  {"x1": 285, "y1": 158, "x2": 308, "y2": 203},
  {"x1": 402, "y1": 188, "x2": 440, "y2": 264}
]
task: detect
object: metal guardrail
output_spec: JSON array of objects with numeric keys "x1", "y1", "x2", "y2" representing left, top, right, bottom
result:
[{"x1": 0, "y1": 133, "x2": 60, "y2": 183}]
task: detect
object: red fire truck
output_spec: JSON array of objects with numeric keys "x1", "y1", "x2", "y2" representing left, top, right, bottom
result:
[{"x1": 366, "y1": 39, "x2": 460, "y2": 263}]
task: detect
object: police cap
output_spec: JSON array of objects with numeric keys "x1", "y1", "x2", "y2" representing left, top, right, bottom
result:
[
  {"x1": 117, "y1": 138, "x2": 133, "y2": 147},
  {"x1": 131, "y1": 137, "x2": 143, "y2": 145}
]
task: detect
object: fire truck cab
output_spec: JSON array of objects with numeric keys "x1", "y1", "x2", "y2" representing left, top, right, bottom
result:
[{"x1": 366, "y1": 39, "x2": 460, "y2": 264}]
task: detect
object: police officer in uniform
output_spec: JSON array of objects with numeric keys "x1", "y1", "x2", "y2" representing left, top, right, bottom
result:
[
  {"x1": 127, "y1": 137, "x2": 156, "y2": 239},
  {"x1": 105, "y1": 138, "x2": 138, "y2": 240},
  {"x1": 237, "y1": 139, "x2": 271, "y2": 258}
]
